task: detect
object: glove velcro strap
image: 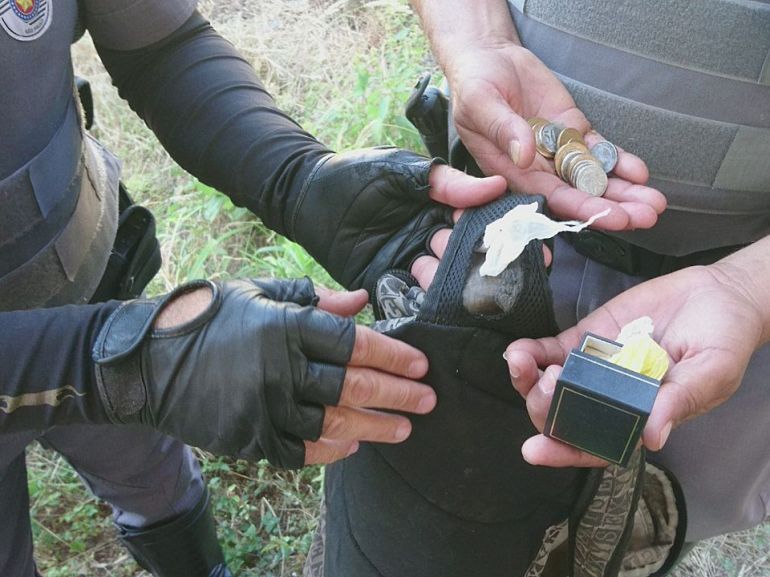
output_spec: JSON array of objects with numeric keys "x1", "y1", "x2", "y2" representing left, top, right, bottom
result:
[{"x1": 91, "y1": 279, "x2": 217, "y2": 423}]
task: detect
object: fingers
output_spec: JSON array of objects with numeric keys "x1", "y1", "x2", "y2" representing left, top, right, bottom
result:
[
  {"x1": 315, "y1": 287, "x2": 369, "y2": 317},
  {"x1": 522, "y1": 435, "x2": 609, "y2": 468},
  {"x1": 503, "y1": 346, "x2": 542, "y2": 398},
  {"x1": 340, "y1": 366, "x2": 436, "y2": 414},
  {"x1": 411, "y1": 255, "x2": 439, "y2": 291},
  {"x1": 457, "y1": 87, "x2": 538, "y2": 170},
  {"x1": 322, "y1": 405, "x2": 413, "y2": 444},
  {"x1": 525, "y1": 365, "x2": 560, "y2": 432},
  {"x1": 411, "y1": 229, "x2": 553, "y2": 291},
  {"x1": 304, "y1": 438, "x2": 359, "y2": 465},
  {"x1": 350, "y1": 325, "x2": 429, "y2": 377},
  {"x1": 505, "y1": 337, "x2": 571, "y2": 381},
  {"x1": 642, "y1": 354, "x2": 733, "y2": 452},
  {"x1": 583, "y1": 130, "x2": 649, "y2": 186},
  {"x1": 250, "y1": 277, "x2": 317, "y2": 305},
  {"x1": 428, "y1": 164, "x2": 507, "y2": 208}
]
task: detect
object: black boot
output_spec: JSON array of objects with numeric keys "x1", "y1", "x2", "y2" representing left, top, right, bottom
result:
[{"x1": 118, "y1": 488, "x2": 233, "y2": 577}]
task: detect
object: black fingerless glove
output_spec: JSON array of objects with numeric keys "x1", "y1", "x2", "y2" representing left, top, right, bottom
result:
[
  {"x1": 91, "y1": 277, "x2": 355, "y2": 468},
  {"x1": 290, "y1": 147, "x2": 453, "y2": 293}
]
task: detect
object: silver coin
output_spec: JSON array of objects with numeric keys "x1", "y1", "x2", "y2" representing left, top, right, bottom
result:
[
  {"x1": 590, "y1": 141, "x2": 619, "y2": 173},
  {"x1": 541, "y1": 123, "x2": 562, "y2": 156},
  {"x1": 573, "y1": 160, "x2": 608, "y2": 197}
]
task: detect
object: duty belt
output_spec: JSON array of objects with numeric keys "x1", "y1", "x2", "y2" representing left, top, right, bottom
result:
[{"x1": 566, "y1": 230, "x2": 746, "y2": 278}]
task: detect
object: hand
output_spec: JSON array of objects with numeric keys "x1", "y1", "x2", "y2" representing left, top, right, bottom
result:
[
  {"x1": 291, "y1": 147, "x2": 507, "y2": 293},
  {"x1": 92, "y1": 278, "x2": 436, "y2": 469},
  {"x1": 305, "y1": 286, "x2": 435, "y2": 464},
  {"x1": 443, "y1": 42, "x2": 666, "y2": 230},
  {"x1": 504, "y1": 263, "x2": 766, "y2": 467}
]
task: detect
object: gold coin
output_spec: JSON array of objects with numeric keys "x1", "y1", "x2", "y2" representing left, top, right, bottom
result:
[
  {"x1": 527, "y1": 117, "x2": 549, "y2": 129},
  {"x1": 534, "y1": 124, "x2": 554, "y2": 158},
  {"x1": 557, "y1": 127, "x2": 584, "y2": 148},
  {"x1": 554, "y1": 142, "x2": 590, "y2": 180}
]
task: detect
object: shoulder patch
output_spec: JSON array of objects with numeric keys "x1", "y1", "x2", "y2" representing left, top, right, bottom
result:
[{"x1": 0, "y1": 0, "x2": 52, "y2": 42}]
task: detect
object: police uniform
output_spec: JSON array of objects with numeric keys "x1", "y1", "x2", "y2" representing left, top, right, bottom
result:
[
  {"x1": 310, "y1": 2, "x2": 770, "y2": 575},
  {"x1": 0, "y1": 2, "x2": 209, "y2": 576},
  {"x1": 507, "y1": 0, "x2": 770, "y2": 541}
]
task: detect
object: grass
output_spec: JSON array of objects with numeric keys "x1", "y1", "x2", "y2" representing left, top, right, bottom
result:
[{"x1": 24, "y1": 0, "x2": 769, "y2": 575}]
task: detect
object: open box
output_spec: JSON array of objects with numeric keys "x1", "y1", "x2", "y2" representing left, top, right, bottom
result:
[{"x1": 543, "y1": 332, "x2": 661, "y2": 466}]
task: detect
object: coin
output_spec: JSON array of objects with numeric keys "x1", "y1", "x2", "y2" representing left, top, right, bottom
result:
[
  {"x1": 590, "y1": 141, "x2": 619, "y2": 173},
  {"x1": 540, "y1": 123, "x2": 562, "y2": 157},
  {"x1": 527, "y1": 117, "x2": 549, "y2": 129},
  {"x1": 534, "y1": 124, "x2": 552, "y2": 158},
  {"x1": 563, "y1": 152, "x2": 595, "y2": 185},
  {"x1": 572, "y1": 159, "x2": 609, "y2": 197},
  {"x1": 554, "y1": 142, "x2": 590, "y2": 179},
  {"x1": 557, "y1": 127, "x2": 583, "y2": 149}
]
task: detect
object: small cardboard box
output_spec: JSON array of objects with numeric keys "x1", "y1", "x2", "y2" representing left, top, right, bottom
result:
[{"x1": 543, "y1": 333, "x2": 661, "y2": 466}]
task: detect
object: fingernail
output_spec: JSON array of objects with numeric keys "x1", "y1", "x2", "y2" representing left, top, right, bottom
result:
[
  {"x1": 408, "y1": 358, "x2": 428, "y2": 378},
  {"x1": 395, "y1": 422, "x2": 412, "y2": 442},
  {"x1": 503, "y1": 351, "x2": 519, "y2": 380},
  {"x1": 346, "y1": 441, "x2": 359, "y2": 457},
  {"x1": 509, "y1": 139, "x2": 521, "y2": 166},
  {"x1": 521, "y1": 441, "x2": 537, "y2": 465},
  {"x1": 658, "y1": 421, "x2": 673, "y2": 450},
  {"x1": 417, "y1": 394, "x2": 436, "y2": 413}
]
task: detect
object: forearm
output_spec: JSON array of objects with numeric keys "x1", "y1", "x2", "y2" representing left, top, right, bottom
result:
[
  {"x1": 409, "y1": 0, "x2": 520, "y2": 72},
  {"x1": 711, "y1": 235, "x2": 770, "y2": 345},
  {"x1": 97, "y1": 11, "x2": 330, "y2": 238},
  {"x1": 0, "y1": 302, "x2": 121, "y2": 431}
]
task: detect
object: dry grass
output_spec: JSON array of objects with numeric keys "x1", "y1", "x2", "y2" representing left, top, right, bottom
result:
[{"x1": 25, "y1": 1, "x2": 770, "y2": 576}]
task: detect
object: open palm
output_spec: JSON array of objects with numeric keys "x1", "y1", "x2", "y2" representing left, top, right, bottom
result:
[{"x1": 446, "y1": 44, "x2": 666, "y2": 231}]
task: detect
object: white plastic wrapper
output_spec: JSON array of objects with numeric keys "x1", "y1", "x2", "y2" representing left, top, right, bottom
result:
[
  {"x1": 616, "y1": 316, "x2": 655, "y2": 344},
  {"x1": 479, "y1": 203, "x2": 610, "y2": 277}
]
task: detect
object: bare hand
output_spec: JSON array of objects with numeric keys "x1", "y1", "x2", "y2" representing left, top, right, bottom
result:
[
  {"x1": 504, "y1": 263, "x2": 765, "y2": 468},
  {"x1": 444, "y1": 43, "x2": 666, "y2": 230},
  {"x1": 304, "y1": 288, "x2": 436, "y2": 464}
]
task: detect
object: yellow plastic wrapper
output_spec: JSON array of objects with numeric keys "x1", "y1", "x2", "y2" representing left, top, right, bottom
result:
[{"x1": 608, "y1": 317, "x2": 670, "y2": 380}]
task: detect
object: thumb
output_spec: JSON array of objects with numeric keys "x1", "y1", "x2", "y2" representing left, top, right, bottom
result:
[
  {"x1": 428, "y1": 164, "x2": 507, "y2": 208},
  {"x1": 642, "y1": 355, "x2": 724, "y2": 451},
  {"x1": 461, "y1": 93, "x2": 536, "y2": 169}
]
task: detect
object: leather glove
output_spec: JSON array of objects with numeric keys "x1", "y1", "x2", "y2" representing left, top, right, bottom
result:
[
  {"x1": 91, "y1": 277, "x2": 354, "y2": 469},
  {"x1": 288, "y1": 147, "x2": 453, "y2": 293}
]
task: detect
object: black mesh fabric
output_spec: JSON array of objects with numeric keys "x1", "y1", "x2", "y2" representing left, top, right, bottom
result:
[
  {"x1": 322, "y1": 195, "x2": 586, "y2": 577},
  {"x1": 419, "y1": 194, "x2": 558, "y2": 337}
]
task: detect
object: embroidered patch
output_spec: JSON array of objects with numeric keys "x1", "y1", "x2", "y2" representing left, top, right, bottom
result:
[{"x1": 0, "y1": 0, "x2": 52, "y2": 41}]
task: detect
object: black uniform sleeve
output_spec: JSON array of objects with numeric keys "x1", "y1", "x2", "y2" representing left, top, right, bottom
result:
[
  {"x1": 0, "y1": 301, "x2": 120, "y2": 431},
  {"x1": 96, "y1": 11, "x2": 331, "y2": 238}
]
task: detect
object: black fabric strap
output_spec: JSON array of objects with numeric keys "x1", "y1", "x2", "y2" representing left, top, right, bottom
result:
[{"x1": 565, "y1": 230, "x2": 746, "y2": 278}]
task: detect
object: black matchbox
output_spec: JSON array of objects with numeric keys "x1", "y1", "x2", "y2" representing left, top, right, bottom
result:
[{"x1": 543, "y1": 332, "x2": 661, "y2": 466}]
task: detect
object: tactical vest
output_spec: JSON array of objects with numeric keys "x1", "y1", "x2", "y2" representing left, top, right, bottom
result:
[
  {"x1": 508, "y1": 0, "x2": 770, "y2": 256},
  {"x1": 0, "y1": 94, "x2": 120, "y2": 311},
  {"x1": 0, "y1": 1, "x2": 119, "y2": 311}
]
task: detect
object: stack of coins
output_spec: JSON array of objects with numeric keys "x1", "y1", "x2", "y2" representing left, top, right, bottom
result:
[{"x1": 528, "y1": 118, "x2": 618, "y2": 197}]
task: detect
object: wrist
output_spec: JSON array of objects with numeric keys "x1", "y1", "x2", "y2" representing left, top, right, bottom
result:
[
  {"x1": 710, "y1": 237, "x2": 770, "y2": 345},
  {"x1": 410, "y1": 0, "x2": 520, "y2": 71}
]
